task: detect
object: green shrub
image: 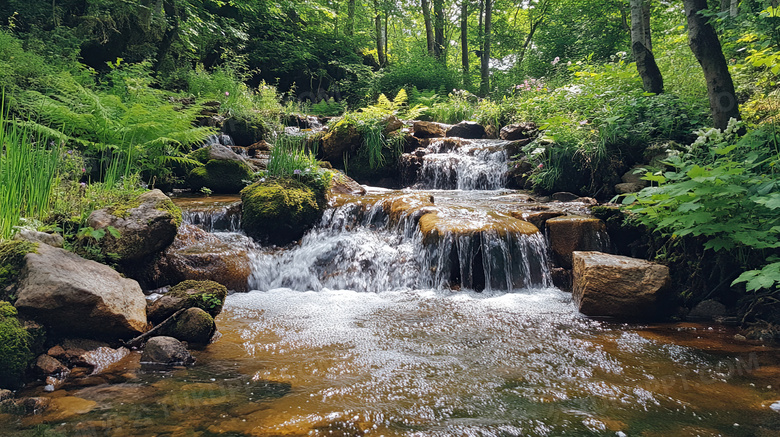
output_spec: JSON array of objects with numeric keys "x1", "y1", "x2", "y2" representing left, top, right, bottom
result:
[
  {"x1": 623, "y1": 121, "x2": 780, "y2": 318},
  {"x1": 0, "y1": 241, "x2": 38, "y2": 297}
]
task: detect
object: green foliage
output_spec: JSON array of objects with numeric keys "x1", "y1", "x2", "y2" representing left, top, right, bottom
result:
[
  {"x1": 267, "y1": 134, "x2": 332, "y2": 194},
  {"x1": 309, "y1": 98, "x2": 346, "y2": 116},
  {"x1": 187, "y1": 159, "x2": 254, "y2": 194},
  {"x1": 0, "y1": 92, "x2": 61, "y2": 239},
  {"x1": 377, "y1": 57, "x2": 459, "y2": 100},
  {"x1": 624, "y1": 120, "x2": 780, "y2": 294}
]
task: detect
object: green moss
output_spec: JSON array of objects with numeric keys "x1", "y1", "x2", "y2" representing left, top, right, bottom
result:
[
  {"x1": 188, "y1": 159, "x2": 253, "y2": 194},
  {"x1": 155, "y1": 197, "x2": 183, "y2": 228},
  {"x1": 168, "y1": 280, "x2": 228, "y2": 317},
  {"x1": 107, "y1": 198, "x2": 143, "y2": 219},
  {"x1": 0, "y1": 241, "x2": 38, "y2": 299},
  {"x1": 188, "y1": 147, "x2": 212, "y2": 165},
  {"x1": 0, "y1": 301, "x2": 32, "y2": 389},
  {"x1": 241, "y1": 177, "x2": 325, "y2": 245}
]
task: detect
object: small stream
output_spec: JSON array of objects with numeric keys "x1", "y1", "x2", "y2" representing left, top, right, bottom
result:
[{"x1": 4, "y1": 137, "x2": 780, "y2": 436}]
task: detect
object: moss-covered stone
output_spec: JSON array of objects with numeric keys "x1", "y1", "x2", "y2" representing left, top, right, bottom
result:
[
  {"x1": 0, "y1": 301, "x2": 32, "y2": 389},
  {"x1": 167, "y1": 280, "x2": 227, "y2": 318},
  {"x1": 241, "y1": 177, "x2": 325, "y2": 246},
  {"x1": 88, "y1": 190, "x2": 181, "y2": 262},
  {"x1": 158, "y1": 307, "x2": 216, "y2": 346},
  {"x1": 188, "y1": 159, "x2": 254, "y2": 194},
  {"x1": 0, "y1": 241, "x2": 39, "y2": 301}
]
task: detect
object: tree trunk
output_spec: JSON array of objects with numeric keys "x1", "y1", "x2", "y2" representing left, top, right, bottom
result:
[
  {"x1": 683, "y1": 0, "x2": 741, "y2": 129},
  {"x1": 630, "y1": 0, "x2": 663, "y2": 94},
  {"x1": 422, "y1": 0, "x2": 435, "y2": 56},
  {"x1": 730, "y1": 0, "x2": 738, "y2": 17},
  {"x1": 347, "y1": 0, "x2": 355, "y2": 36},
  {"x1": 461, "y1": 0, "x2": 470, "y2": 87},
  {"x1": 480, "y1": 0, "x2": 492, "y2": 96},
  {"x1": 433, "y1": 0, "x2": 445, "y2": 60},
  {"x1": 374, "y1": 1, "x2": 387, "y2": 67}
]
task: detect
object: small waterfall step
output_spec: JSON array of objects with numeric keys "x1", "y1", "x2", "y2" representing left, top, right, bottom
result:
[
  {"x1": 401, "y1": 138, "x2": 513, "y2": 190},
  {"x1": 173, "y1": 195, "x2": 242, "y2": 232}
]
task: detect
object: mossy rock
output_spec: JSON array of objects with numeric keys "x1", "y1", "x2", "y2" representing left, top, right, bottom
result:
[
  {"x1": 147, "y1": 280, "x2": 228, "y2": 324},
  {"x1": 188, "y1": 159, "x2": 254, "y2": 194},
  {"x1": 159, "y1": 307, "x2": 216, "y2": 346},
  {"x1": 0, "y1": 241, "x2": 39, "y2": 301},
  {"x1": 88, "y1": 190, "x2": 182, "y2": 262},
  {"x1": 0, "y1": 301, "x2": 33, "y2": 389},
  {"x1": 241, "y1": 177, "x2": 325, "y2": 246}
]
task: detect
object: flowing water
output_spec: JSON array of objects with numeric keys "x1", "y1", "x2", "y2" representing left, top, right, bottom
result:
[{"x1": 4, "y1": 138, "x2": 780, "y2": 436}]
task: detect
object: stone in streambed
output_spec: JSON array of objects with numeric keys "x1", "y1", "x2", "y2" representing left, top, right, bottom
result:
[
  {"x1": 572, "y1": 251, "x2": 669, "y2": 319},
  {"x1": 141, "y1": 336, "x2": 195, "y2": 366},
  {"x1": 546, "y1": 216, "x2": 608, "y2": 269},
  {"x1": 138, "y1": 225, "x2": 251, "y2": 292},
  {"x1": 87, "y1": 189, "x2": 181, "y2": 261},
  {"x1": 241, "y1": 177, "x2": 326, "y2": 246},
  {"x1": 157, "y1": 308, "x2": 216, "y2": 346},
  {"x1": 446, "y1": 121, "x2": 486, "y2": 139},
  {"x1": 147, "y1": 280, "x2": 228, "y2": 324},
  {"x1": 413, "y1": 121, "x2": 449, "y2": 138},
  {"x1": 500, "y1": 122, "x2": 538, "y2": 141},
  {"x1": 14, "y1": 244, "x2": 148, "y2": 339}
]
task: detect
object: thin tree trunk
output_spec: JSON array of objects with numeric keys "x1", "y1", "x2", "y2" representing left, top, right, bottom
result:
[
  {"x1": 347, "y1": 0, "x2": 355, "y2": 36},
  {"x1": 433, "y1": 0, "x2": 445, "y2": 60},
  {"x1": 683, "y1": 0, "x2": 741, "y2": 129},
  {"x1": 374, "y1": 1, "x2": 386, "y2": 67},
  {"x1": 729, "y1": 0, "x2": 738, "y2": 17},
  {"x1": 480, "y1": 0, "x2": 491, "y2": 96},
  {"x1": 384, "y1": 12, "x2": 389, "y2": 60},
  {"x1": 631, "y1": 0, "x2": 663, "y2": 94},
  {"x1": 422, "y1": 0, "x2": 435, "y2": 55},
  {"x1": 461, "y1": 0, "x2": 470, "y2": 87}
]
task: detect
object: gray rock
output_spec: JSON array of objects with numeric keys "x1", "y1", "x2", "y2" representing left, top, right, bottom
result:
[
  {"x1": 34, "y1": 354, "x2": 68, "y2": 376},
  {"x1": 615, "y1": 182, "x2": 646, "y2": 194},
  {"x1": 141, "y1": 336, "x2": 195, "y2": 366},
  {"x1": 0, "y1": 389, "x2": 13, "y2": 401},
  {"x1": 688, "y1": 299, "x2": 727, "y2": 321},
  {"x1": 622, "y1": 165, "x2": 650, "y2": 186},
  {"x1": 500, "y1": 122, "x2": 537, "y2": 141},
  {"x1": 572, "y1": 251, "x2": 670, "y2": 319},
  {"x1": 551, "y1": 192, "x2": 580, "y2": 202},
  {"x1": 413, "y1": 121, "x2": 449, "y2": 138},
  {"x1": 445, "y1": 121, "x2": 486, "y2": 139},
  {"x1": 207, "y1": 144, "x2": 246, "y2": 163},
  {"x1": 13, "y1": 230, "x2": 64, "y2": 248},
  {"x1": 87, "y1": 189, "x2": 180, "y2": 261},
  {"x1": 15, "y1": 244, "x2": 147, "y2": 339}
]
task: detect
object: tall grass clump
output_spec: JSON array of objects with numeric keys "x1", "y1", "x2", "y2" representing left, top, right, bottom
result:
[
  {"x1": 0, "y1": 94, "x2": 60, "y2": 239},
  {"x1": 267, "y1": 134, "x2": 332, "y2": 193}
]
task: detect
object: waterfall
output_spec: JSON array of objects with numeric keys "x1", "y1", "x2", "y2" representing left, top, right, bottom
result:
[
  {"x1": 405, "y1": 139, "x2": 510, "y2": 190},
  {"x1": 248, "y1": 193, "x2": 552, "y2": 293}
]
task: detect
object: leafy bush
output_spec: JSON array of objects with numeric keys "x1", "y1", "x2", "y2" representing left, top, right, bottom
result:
[{"x1": 624, "y1": 120, "x2": 780, "y2": 304}]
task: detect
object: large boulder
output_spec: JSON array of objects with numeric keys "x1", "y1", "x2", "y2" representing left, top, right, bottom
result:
[
  {"x1": 0, "y1": 302, "x2": 33, "y2": 388},
  {"x1": 320, "y1": 120, "x2": 361, "y2": 162},
  {"x1": 187, "y1": 151, "x2": 255, "y2": 195},
  {"x1": 572, "y1": 251, "x2": 669, "y2": 319},
  {"x1": 413, "y1": 121, "x2": 449, "y2": 138},
  {"x1": 446, "y1": 121, "x2": 486, "y2": 139},
  {"x1": 546, "y1": 216, "x2": 608, "y2": 269},
  {"x1": 14, "y1": 244, "x2": 147, "y2": 339},
  {"x1": 157, "y1": 308, "x2": 215, "y2": 346},
  {"x1": 138, "y1": 225, "x2": 251, "y2": 292},
  {"x1": 147, "y1": 280, "x2": 228, "y2": 325},
  {"x1": 500, "y1": 122, "x2": 537, "y2": 141},
  {"x1": 87, "y1": 190, "x2": 181, "y2": 262},
  {"x1": 141, "y1": 336, "x2": 195, "y2": 366},
  {"x1": 241, "y1": 178, "x2": 326, "y2": 246}
]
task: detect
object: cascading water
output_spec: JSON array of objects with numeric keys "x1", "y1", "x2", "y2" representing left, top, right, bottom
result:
[
  {"x1": 406, "y1": 138, "x2": 510, "y2": 190},
  {"x1": 248, "y1": 191, "x2": 552, "y2": 293}
]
